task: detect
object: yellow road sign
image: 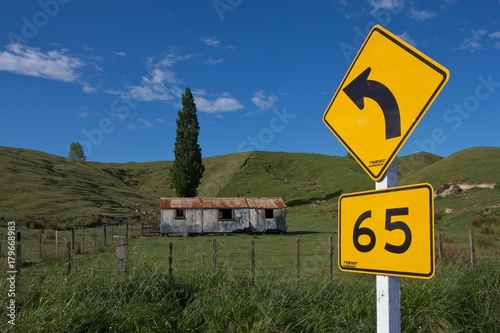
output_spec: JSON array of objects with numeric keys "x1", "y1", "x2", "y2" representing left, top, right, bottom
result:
[
  {"x1": 338, "y1": 183, "x2": 435, "y2": 279},
  {"x1": 323, "y1": 25, "x2": 449, "y2": 180}
]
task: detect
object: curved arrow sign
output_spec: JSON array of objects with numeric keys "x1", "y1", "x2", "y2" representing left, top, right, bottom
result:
[
  {"x1": 343, "y1": 67, "x2": 401, "y2": 140},
  {"x1": 322, "y1": 24, "x2": 449, "y2": 181}
]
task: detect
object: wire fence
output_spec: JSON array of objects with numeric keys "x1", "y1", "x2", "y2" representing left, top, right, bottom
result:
[{"x1": 1, "y1": 223, "x2": 498, "y2": 284}]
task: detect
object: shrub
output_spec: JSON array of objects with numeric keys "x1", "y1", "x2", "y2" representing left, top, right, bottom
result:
[
  {"x1": 45, "y1": 230, "x2": 56, "y2": 240},
  {"x1": 472, "y1": 215, "x2": 498, "y2": 235}
]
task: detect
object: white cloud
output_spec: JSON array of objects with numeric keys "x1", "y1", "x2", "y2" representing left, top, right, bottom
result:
[
  {"x1": 488, "y1": 31, "x2": 500, "y2": 49},
  {"x1": 144, "y1": 67, "x2": 180, "y2": 85},
  {"x1": 489, "y1": 31, "x2": 500, "y2": 39},
  {"x1": 200, "y1": 36, "x2": 221, "y2": 47},
  {"x1": 156, "y1": 53, "x2": 195, "y2": 67},
  {"x1": 156, "y1": 118, "x2": 164, "y2": 123},
  {"x1": 459, "y1": 28, "x2": 488, "y2": 52},
  {"x1": 127, "y1": 118, "x2": 153, "y2": 130},
  {"x1": 170, "y1": 85, "x2": 184, "y2": 99},
  {"x1": 409, "y1": 9, "x2": 436, "y2": 21},
  {"x1": 0, "y1": 43, "x2": 84, "y2": 82},
  {"x1": 82, "y1": 83, "x2": 97, "y2": 93},
  {"x1": 127, "y1": 85, "x2": 172, "y2": 102},
  {"x1": 397, "y1": 32, "x2": 417, "y2": 46},
  {"x1": 137, "y1": 118, "x2": 152, "y2": 129},
  {"x1": 440, "y1": 0, "x2": 457, "y2": 8},
  {"x1": 112, "y1": 111, "x2": 131, "y2": 121},
  {"x1": 458, "y1": 29, "x2": 500, "y2": 51},
  {"x1": 194, "y1": 92, "x2": 244, "y2": 113},
  {"x1": 251, "y1": 90, "x2": 278, "y2": 110},
  {"x1": 191, "y1": 88, "x2": 207, "y2": 96},
  {"x1": 368, "y1": 0, "x2": 405, "y2": 12},
  {"x1": 114, "y1": 51, "x2": 127, "y2": 57},
  {"x1": 200, "y1": 36, "x2": 235, "y2": 50},
  {"x1": 83, "y1": 44, "x2": 94, "y2": 52},
  {"x1": 77, "y1": 108, "x2": 89, "y2": 117},
  {"x1": 203, "y1": 58, "x2": 224, "y2": 65},
  {"x1": 123, "y1": 53, "x2": 193, "y2": 102}
]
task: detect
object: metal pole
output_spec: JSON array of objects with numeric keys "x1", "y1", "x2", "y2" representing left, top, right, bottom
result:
[{"x1": 376, "y1": 161, "x2": 400, "y2": 333}]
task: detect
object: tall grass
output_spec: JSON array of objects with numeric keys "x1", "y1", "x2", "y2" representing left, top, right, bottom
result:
[{"x1": 2, "y1": 260, "x2": 498, "y2": 333}]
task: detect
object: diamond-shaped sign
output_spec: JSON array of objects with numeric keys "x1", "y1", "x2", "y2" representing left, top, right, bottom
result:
[{"x1": 323, "y1": 25, "x2": 449, "y2": 180}]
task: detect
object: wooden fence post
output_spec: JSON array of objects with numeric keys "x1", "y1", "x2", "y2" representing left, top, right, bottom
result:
[
  {"x1": 251, "y1": 240, "x2": 255, "y2": 287},
  {"x1": 66, "y1": 241, "x2": 72, "y2": 274},
  {"x1": 296, "y1": 239, "x2": 300, "y2": 284},
  {"x1": 103, "y1": 225, "x2": 107, "y2": 247},
  {"x1": 437, "y1": 234, "x2": 443, "y2": 264},
  {"x1": 168, "y1": 241, "x2": 173, "y2": 276},
  {"x1": 0, "y1": 233, "x2": 3, "y2": 257},
  {"x1": 116, "y1": 238, "x2": 128, "y2": 281},
  {"x1": 71, "y1": 228, "x2": 75, "y2": 252},
  {"x1": 55, "y1": 230, "x2": 58, "y2": 256},
  {"x1": 469, "y1": 231, "x2": 475, "y2": 267},
  {"x1": 93, "y1": 227, "x2": 97, "y2": 249},
  {"x1": 38, "y1": 230, "x2": 43, "y2": 261},
  {"x1": 212, "y1": 239, "x2": 217, "y2": 272},
  {"x1": 82, "y1": 228, "x2": 85, "y2": 253},
  {"x1": 126, "y1": 223, "x2": 129, "y2": 240},
  {"x1": 16, "y1": 232, "x2": 21, "y2": 277},
  {"x1": 328, "y1": 236, "x2": 333, "y2": 281}
]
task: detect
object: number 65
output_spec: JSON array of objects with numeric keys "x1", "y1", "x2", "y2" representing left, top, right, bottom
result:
[{"x1": 353, "y1": 208, "x2": 412, "y2": 254}]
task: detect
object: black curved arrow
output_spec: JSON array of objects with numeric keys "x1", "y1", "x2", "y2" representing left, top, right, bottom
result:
[{"x1": 343, "y1": 67, "x2": 401, "y2": 139}]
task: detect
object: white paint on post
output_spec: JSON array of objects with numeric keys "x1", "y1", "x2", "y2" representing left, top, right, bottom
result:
[
  {"x1": 376, "y1": 161, "x2": 398, "y2": 189},
  {"x1": 376, "y1": 161, "x2": 401, "y2": 333}
]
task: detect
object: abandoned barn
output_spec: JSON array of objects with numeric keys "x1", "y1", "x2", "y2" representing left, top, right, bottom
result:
[{"x1": 160, "y1": 197, "x2": 287, "y2": 235}]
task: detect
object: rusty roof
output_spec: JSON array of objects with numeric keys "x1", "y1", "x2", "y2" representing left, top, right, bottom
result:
[{"x1": 160, "y1": 197, "x2": 286, "y2": 209}]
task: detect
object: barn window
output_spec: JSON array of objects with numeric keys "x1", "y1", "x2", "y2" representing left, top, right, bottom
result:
[
  {"x1": 175, "y1": 209, "x2": 185, "y2": 219},
  {"x1": 218, "y1": 209, "x2": 233, "y2": 220},
  {"x1": 265, "y1": 209, "x2": 274, "y2": 219}
]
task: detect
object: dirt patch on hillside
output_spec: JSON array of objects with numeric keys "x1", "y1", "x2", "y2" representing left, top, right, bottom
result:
[{"x1": 435, "y1": 182, "x2": 496, "y2": 197}]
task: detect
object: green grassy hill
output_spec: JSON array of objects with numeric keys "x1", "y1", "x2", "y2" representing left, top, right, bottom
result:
[
  {"x1": 400, "y1": 146, "x2": 500, "y2": 187},
  {"x1": 219, "y1": 151, "x2": 372, "y2": 205},
  {"x1": 397, "y1": 151, "x2": 443, "y2": 179},
  {"x1": 0, "y1": 147, "x2": 253, "y2": 226},
  {"x1": 0, "y1": 145, "x2": 498, "y2": 231},
  {"x1": 400, "y1": 147, "x2": 500, "y2": 242}
]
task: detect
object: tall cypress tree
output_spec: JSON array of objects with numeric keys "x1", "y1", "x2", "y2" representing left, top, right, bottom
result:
[{"x1": 171, "y1": 87, "x2": 205, "y2": 197}]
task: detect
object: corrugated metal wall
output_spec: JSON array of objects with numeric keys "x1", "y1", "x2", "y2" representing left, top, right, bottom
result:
[{"x1": 160, "y1": 207, "x2": 286, "y2": 235}]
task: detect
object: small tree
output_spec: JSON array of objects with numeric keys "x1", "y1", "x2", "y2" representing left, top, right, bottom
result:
[
  {"x1": 67, "y1": 142, "x2": 86, "y2": 161},
  {"x1": 170, "y1": 87, "x2": 205, "y2": 197}
]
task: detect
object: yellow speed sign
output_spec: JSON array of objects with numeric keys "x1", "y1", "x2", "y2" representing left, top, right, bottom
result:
[{"x1": 338, "y1": 183, "x2": 435, "y2": 279}]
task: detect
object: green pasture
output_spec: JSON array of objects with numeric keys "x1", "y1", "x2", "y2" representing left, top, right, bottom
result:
[{"x1": 0, "y1": 145, "x2": 499, "y2": 331}]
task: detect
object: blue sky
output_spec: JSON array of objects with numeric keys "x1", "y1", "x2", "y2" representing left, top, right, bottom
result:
[{"x1": 0, "y1": 0, "x2": 499, "y2": 163}]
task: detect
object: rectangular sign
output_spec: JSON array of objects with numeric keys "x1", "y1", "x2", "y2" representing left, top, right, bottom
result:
[{"x1": 338, "y1": 183, "x2": 435, "y2": 279}]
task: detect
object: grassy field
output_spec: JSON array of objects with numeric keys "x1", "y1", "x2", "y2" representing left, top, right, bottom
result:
[
  {"x1": 0, "y1": 145, "x2": 499, "y2": 332},
  {"x1": 0, "y1": 221, "x2": 498, "y2": 332}
]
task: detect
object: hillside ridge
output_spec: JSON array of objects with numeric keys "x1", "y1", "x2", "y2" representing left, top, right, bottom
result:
[{"x1": 1, "y1": 145, "x2": 499, "y2": 226}]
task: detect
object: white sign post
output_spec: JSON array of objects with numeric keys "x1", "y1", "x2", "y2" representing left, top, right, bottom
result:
[
  {"x1": 375, "y1": 161, "x2": 400, "y2": 332},
  {"x1": 323, "y1": 25, "x2": 448, "y2": 333}
]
